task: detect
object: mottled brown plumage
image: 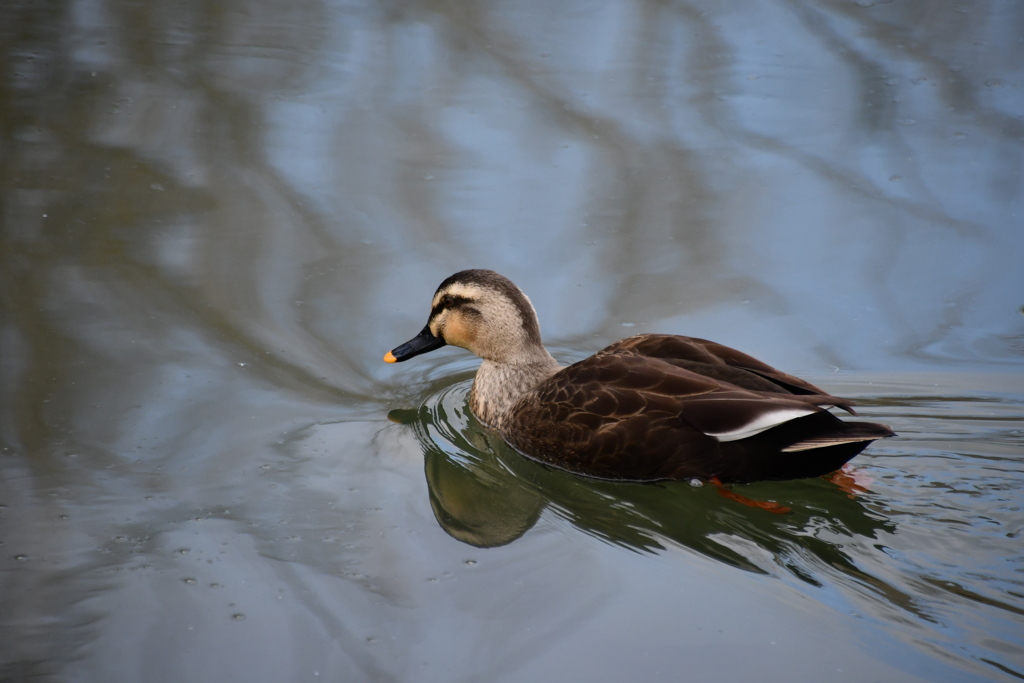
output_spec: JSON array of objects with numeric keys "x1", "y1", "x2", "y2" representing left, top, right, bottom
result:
[{"x1": 385, "y1": 269, "x2": 894, "y2": 483}]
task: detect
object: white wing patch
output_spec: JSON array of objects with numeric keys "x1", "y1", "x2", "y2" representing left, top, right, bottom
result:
[
  {"x1": 708, "y1": 407, "x2": 815, "y2": 442},
  {"x1": 781, "y1": 436, "x2": 873, "y2": 452}
]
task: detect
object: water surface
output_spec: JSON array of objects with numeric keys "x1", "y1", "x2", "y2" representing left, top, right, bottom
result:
[{"x1": 2, "y1": 0, "x2": 1023, "y2": 681}]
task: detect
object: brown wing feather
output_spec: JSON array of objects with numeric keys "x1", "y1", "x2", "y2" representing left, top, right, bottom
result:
[
  {"x1": 499, "y1": 334, "x2": 893, "y2": 481},
  {"x1": 503, "y1": 354, "x2": 719, "y2": 480},
  {"x1": 598, "y1": 334, "x2": 855, "y2": 411},
  {"x1": 503, "y1": 352, "x2": 855, "y2": 481}
]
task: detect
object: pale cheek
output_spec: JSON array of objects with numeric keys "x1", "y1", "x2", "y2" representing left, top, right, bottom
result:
[
  {"x1": 429, "y1": 311, "x2": 448, "y2": 340},
  {"x1": 444, "y1": 316, "x2": 477, "y2": 349}
]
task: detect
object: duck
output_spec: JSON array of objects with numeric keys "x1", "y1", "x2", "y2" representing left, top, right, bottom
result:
[{"x1": 384, "y1": 269, "x2": 894, "y2": 483}]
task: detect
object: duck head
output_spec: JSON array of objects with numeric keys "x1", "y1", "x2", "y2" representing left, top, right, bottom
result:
[{"x1": 384, "y1": 269, "x2": 547, "y2": 364}]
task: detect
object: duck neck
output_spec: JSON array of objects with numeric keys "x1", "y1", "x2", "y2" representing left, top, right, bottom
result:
[{"x1": 470, "y1": 352, "x2": 561, "y2": 430}]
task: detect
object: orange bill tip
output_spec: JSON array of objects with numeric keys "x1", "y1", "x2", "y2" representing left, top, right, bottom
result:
[{"x1": 383, "y1": 351, "x2": 397, "y2": 363}]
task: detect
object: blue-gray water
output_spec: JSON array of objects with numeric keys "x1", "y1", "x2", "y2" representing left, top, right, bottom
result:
[{"x1": 2, "y1": 1, "x2": 1023, "y2": 681}]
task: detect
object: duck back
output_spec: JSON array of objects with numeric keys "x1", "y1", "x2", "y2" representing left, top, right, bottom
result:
[{"x1": 501, "y1": 335, "x2": 893, "y2": 482}]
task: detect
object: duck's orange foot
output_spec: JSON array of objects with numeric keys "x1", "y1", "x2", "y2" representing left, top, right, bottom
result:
[
  {"x1": 824, "y1": 465, "x2": 872, "y2": 498},
  {"x1": 710, "y1": 478, "x2": 791, "y2": 514}
]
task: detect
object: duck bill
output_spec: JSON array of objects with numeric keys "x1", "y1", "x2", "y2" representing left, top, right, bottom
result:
[{"x1": 384, "y1": 325, "x2": 446, "y2": 363}]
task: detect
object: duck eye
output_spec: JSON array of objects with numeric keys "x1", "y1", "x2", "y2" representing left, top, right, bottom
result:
[{"x1": 433, "y1": 293, "x2": 475, "y2": 318}]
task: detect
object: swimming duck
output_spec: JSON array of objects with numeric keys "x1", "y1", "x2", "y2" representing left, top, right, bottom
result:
[{"x1": 385, "y1": 269, "x2": 894, "y2": 483}]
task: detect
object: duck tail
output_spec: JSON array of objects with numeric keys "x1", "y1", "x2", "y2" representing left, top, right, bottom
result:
[
  {"x1": 719, "y1": 413, "x2": 895, "y2": 482},
  {"x1": 781, "y1": 421, "x2": 895, "y2": 452}
]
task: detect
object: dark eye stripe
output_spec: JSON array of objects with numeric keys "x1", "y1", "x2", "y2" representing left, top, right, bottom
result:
[{"x1": 430, "y1": 294, "x2": 475, "y2": 320}]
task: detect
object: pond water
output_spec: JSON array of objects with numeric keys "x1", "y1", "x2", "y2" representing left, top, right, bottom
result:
[{"x1": 2, "y1": 0, "x2": 1023, "y2": 681}]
